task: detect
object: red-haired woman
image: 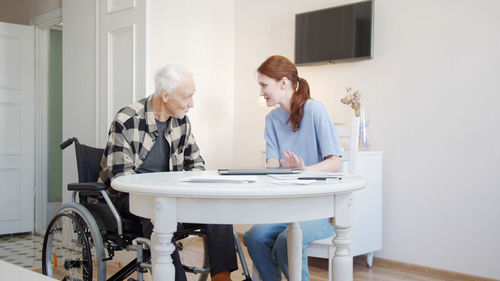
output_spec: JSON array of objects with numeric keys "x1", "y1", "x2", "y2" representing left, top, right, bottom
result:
[{"x1": 243, "y1": 55, "x2": 342, "y2": 281}]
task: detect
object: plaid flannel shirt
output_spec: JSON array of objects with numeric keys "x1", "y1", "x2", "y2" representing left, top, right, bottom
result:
[{"x1": 98, "y1": 95, "x2": 205, "y2": 197}]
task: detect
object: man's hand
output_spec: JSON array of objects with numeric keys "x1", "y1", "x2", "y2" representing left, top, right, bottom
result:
[{"x1": 280, "y1": 150, "x2": 306, "y2": 170}]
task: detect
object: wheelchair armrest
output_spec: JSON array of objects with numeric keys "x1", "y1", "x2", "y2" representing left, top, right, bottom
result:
[
  {"x1": 68, "y1": 182, "x2": 124, "y2": 235},
  {"x1": 68, "y1": 182, "x2": 106, "y2": 191}
]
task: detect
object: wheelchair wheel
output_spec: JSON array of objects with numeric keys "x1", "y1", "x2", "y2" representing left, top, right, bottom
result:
[
  {"x1": 43, "y1": 203, "x2": 106, "y2": 281},
  {"x1": 177, "y1": 235, "x2": 209, "y2": 281}
]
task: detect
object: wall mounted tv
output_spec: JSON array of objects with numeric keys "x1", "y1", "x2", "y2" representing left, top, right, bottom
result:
[{"x1": 295, "y1": 1, "x2": 373, "y2": 65}]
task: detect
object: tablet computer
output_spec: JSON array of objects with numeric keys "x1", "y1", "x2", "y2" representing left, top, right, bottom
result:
[{"x1": 218, "y1": 168, "x2": 302, "y2": 175}]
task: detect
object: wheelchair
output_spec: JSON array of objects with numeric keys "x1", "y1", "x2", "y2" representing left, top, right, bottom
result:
[{"x1": 42, "y1": 137, "x2": 251, "y2": 281}]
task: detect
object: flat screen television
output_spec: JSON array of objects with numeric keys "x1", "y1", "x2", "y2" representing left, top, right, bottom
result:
[{"x1": 295, "y1": 1, "x2": 373, "y2": 65}]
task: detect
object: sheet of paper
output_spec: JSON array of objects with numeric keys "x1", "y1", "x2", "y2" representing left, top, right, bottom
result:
[
  {"x1": 179, "y1": 175, "x2": 257, "y2": 183},
  {"x1": 268, "y1": 171, "x2": 342, "y2": 180},
  {"x1": 300, "y1": 172, "x2": 343, "y2": 177},
  {"x1": 271, "y1": 179, "x2": 316, "y2": 185},
  {"x1": 268, "y1": 174, "x2": 303, "y2": 180}
]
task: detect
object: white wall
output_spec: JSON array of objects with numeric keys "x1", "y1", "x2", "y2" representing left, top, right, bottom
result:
[
  {"x1": 62, "y1": 0, "x2": 235, "y2": 186},
  {"x1": 61, "y1": 0, "x2": 500, "y2": 278},
  {"x1": 150, "y1": 0, "x2": 234, "y2": 170},
  {"x1": 233, "y1": 0, "x2": 500, "y2": 279},
  {"x1": 61, "y1": 0, "x2": 97, "y2": 203}
]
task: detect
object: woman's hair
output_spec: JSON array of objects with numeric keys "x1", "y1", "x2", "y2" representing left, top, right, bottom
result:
[
  {"x1": 257, "y1": 55, "x2": 310, "y2": 132},
  {"x1": 154, "y1": 64, "x2": 192, "y2": 96}
]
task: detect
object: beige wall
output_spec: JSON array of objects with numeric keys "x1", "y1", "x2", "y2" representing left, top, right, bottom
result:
[
  {"x1": 233, "y1": 0, "x2": 500, "y2": 279},
  {"x1": 150, "y1": 0, "x2": 235, "y2": 170},
  {"x1": 0, "y1": 0, "x2": 61, "y2": 25}
]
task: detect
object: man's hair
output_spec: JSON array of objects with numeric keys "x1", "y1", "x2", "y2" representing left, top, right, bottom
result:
[{"x1": 154, "y1": 64, "x2": 192, "y2": 96}]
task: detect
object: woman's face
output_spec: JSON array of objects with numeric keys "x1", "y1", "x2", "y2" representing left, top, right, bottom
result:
[{"x1": 257, "y1": 72, "x2": 285, "y2": 107}]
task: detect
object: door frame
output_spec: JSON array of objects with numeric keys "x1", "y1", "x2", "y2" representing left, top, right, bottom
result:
[{"x1": 30, "y1": 8, "x2": 62, "y2": 234}]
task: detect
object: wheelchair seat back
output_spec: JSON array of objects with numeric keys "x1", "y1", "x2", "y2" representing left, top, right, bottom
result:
[
  {"x1": 74, "y1": 141, "x2": 104, "y2": 183},
  {"x1": 71, "y1": 140, "x2": 142, "y2": 237}
]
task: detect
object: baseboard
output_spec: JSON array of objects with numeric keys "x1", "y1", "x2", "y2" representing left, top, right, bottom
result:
[{"x1": 354, "y1": 256, "x2": 498, "y2": 281}]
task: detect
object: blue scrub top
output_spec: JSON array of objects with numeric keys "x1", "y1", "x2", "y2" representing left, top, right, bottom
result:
[{"x1": 264, "y1": 99, "x2": 342, "y2": 166}]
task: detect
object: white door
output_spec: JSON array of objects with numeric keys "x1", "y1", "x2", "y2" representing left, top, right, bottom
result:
[
  {"x1": 98, "y1": 0, "x2": 149, "y2": 147},
  {"x1": 0, "y1": 22, "x2": 35, "y2": 235}
]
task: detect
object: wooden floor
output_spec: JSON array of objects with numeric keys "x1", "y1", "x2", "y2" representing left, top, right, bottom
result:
[
  {"x1": 40, "y1": 236, "x2": 483, "y2": 281},
  {"x1": 160, "y1": 237, "x2": 476, "y2": 281},
  {"x1": 310, "y1": 258, "x2": 452, "y2": 281}
]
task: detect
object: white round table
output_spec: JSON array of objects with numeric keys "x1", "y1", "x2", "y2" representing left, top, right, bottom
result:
[{"x1": 112, "y1": 170, "x2": 366, "y2": 281}]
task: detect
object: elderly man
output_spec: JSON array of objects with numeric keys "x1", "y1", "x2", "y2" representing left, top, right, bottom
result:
[{"x1": 98, "y1": 65, "x2": 237, "y2": 281}]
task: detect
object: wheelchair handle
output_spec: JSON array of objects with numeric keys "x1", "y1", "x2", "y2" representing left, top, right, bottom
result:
[{"x1": 60, "y1": 137, "x2": 79, "y2": 150}]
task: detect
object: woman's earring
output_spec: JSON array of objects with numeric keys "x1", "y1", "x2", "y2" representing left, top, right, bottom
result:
[{"x1": 162, "y1": 96, "x2": 168, "y2": 103}]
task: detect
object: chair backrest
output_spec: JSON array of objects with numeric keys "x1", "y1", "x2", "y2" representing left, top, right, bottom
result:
[
  {"x1": 336, "y1": 117, "x2": 360, "y2": 174},
  {"x1": 73, "y1": 141, "x2": 105, "y2": 183}
]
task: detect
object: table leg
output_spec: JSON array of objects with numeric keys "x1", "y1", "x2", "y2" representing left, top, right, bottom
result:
[
  {"x1": 287, "y1": 222, "x2": 302, "y2": 281},
  {"x1": 333, "y1": 226, "x2": 352, "y2": 281},
  {"x1": 333, "y1": 193, "x2": 353, "y2": 281},
  {"x1": 151, "y1": 197, "x2": 178, "y2": 281}
]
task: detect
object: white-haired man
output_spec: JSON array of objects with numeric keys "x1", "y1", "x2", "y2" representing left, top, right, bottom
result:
[{"x1": 98, "y1": 65, "x2": 237, "y2": 281}]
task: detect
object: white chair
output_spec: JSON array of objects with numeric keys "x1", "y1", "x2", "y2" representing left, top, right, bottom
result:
[
  {"x1": 305, "y1": 117, "x2": 361, "y2": 281},
  {"x1": 336, "y1": 116, "x2": 360, "y2": 175}
]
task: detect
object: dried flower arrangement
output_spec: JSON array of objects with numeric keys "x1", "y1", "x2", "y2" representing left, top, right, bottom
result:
[{"x1": 340, "y1": 87, "x2": 361, "y2": 117}]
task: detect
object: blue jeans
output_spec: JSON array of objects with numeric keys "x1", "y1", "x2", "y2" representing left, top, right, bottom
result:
[{"x1": 243, "y1": 219, "x2": 334, "y2": 281}]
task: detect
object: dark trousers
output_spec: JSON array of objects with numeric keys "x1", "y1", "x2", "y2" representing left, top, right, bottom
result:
[{"x1": 115, "y1": 195, "x2": 237, "y2": 281}]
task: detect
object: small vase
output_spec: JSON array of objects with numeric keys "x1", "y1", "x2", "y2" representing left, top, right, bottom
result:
[{"x1": 359, "y1": 107, "x2": 369, "y2": 150}]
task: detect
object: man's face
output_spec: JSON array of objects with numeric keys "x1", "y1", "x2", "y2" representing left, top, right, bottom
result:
[{"x1": 165, "y1": 75, "x2": 195, "y2": 118}]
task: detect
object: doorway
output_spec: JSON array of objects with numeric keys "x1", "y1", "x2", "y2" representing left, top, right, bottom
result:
[
  {"x1": 32, "y1": 8, "x2": 63, "y2": 234},
  {"x1": 46, "y1": 27, "x2": 63, "y2": 223}
]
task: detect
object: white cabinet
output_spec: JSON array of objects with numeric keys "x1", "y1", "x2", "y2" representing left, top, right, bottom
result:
[
  {"x1": 351, "y1": 151, "x2": 383, "y2": 257},
  {"x1": 306, "y1": 150, "x2": 383, "y2": 267}
]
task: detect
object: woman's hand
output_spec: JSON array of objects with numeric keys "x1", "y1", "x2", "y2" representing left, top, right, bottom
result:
[
  {"x1": 280, "y1": 150, "x2": 306, "y2": 170},
  {"x1": 266, "y1": 158, "x2": 280, "y2": 168}
]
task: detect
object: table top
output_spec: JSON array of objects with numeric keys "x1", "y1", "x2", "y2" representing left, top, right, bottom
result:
[
  {"x1": 112, "y1": 170, "x2": 367, "y2": 199},
  {"x1": 0, "y1": 261, "x2": 57, "y2": 280}
]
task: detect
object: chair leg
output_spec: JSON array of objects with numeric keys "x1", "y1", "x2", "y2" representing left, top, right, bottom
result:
[
  {"x1": 136, "y1": 244, "x2": 144, "y2": 281},
  {"x1": 233, "y1": 231, "x2": 252, "y2": 280},
  {"x1": 127, "y1": 244, "x2": 144, "y2": 281},
  {"x1": 328, "y1": 248, "x2": 333, "y2": 281}
]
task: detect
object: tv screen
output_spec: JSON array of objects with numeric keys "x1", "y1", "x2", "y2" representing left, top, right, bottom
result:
[{"x1": 295, "y1": 1, "x2": 373, "y2": 65}]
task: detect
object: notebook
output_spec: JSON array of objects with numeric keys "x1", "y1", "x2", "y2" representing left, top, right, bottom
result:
[{"x1": 218, "y1": 168, "x2": 302, "y2": 175}]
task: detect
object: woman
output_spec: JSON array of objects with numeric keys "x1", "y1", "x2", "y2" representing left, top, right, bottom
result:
[{"x1": 243, "y1": 55, "x2": 342, "y2": 281}]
